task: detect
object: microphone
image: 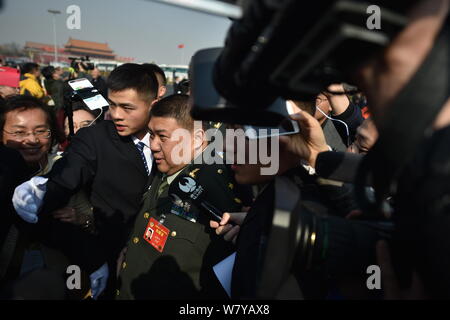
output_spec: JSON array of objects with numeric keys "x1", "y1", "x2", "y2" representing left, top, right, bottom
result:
[{"x1": 168, "y1": 175, "x2": 227, "y2": 223}]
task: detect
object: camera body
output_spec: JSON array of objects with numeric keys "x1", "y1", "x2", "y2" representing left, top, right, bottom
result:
[
  {"x1": 69, "y1": 56, "x2": 95, "y2": 72},
  {"x1": 191, "y1": 0, "x2": 413, "y2": 126},
  {"x1": 187, "y1": 0, "x2": 449, "y2": 299}
]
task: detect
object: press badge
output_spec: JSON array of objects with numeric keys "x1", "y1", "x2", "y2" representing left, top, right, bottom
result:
[{"x1": 143, "y1": 217, "x2": 169, "y2": 253}]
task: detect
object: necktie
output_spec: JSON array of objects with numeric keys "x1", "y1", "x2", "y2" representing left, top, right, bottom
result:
[
  {"x1": 157, "y1": 176, "x2": 169, "y2": 197},
  {"x1": 136, "y1": 142, "x2": 150, "y2": 175}
]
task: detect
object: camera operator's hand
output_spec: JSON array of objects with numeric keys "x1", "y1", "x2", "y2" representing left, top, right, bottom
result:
[
  {"x1": 376, "y1": 240, "x2": 428, "y2": 299},
  {"x1": 279, "y1": 110, "x2": 329, "y2": 168},
  {"x1": 78, "y1": 62, "x2": 87, "y2": 73},
  {"x1": 209, "y1": 208, "x2": 249, "y2": 245},
  {"x1": 357, "y1": 0, "x2": 449, "y2": 127},
  {"x1": 322, "y1": 83, "x2": 351, "y2": 116}
]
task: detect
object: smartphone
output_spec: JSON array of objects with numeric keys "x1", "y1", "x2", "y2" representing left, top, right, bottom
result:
[
  {"x1": 68, "y1": 78, "x2": 109, "y2": 110},
  {"x1": 244, "y1": 100, "x2": 300, "y2": 139}
]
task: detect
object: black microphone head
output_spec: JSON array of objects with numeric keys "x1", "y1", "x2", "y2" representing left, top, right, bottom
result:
[
  {"x1": 169, "y1": 174, "x2": 224, "y2": 222},
  {"x1": 169, "y1": 175, "x2": 205, "y2": 204}
]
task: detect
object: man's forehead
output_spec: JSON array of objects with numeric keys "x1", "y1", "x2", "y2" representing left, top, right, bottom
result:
[
  {"x1": 108, "y1": 88, "x2": 138, "y2": 98},
  {"x1": 150, "y1": 116, "x2": 181, "y2": 130},
  {"x1": 5, "y1": 111, "x2": 48, "y2": 127},
  {"x1": 109, "y1": 89, "x2": 151, "y2": 106}
]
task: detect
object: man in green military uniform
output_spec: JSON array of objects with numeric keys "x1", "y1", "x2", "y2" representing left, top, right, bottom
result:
[{"x1": 117, "y1": 94, "x2": 249, "y2": 299}]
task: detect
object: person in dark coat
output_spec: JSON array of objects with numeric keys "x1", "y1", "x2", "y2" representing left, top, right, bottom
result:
[
  {"x1": 90, "y1": 68, "x2": 108, "y2": 98},
  {"x1": 41, "y1": 66, "x2": 64, "y2": 110},
  {"x1": 12, "y1": 63, "x2": 159, "y2": 299}
]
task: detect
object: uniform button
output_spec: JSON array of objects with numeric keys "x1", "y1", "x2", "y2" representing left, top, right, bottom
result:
[
  {"x1": 234, "y1": 198, "x2": 242, "y2": 204},
  {"x1": 228, "y1": 183, "x2": 234, "y2": 189},
  {"x1": 122, "y1": 262, "x2": 127, "y2": 269},
  {"x1": 116, "y1": 289, "x2": 120, "y2": 296},
  {"x1": 133, "y1": 237, "x2": 139, "y2": 244},
  {"x1": 171, "y1": 231, "x2": 177, "y2": 237},
  {"x1": 144, "y1": 212, "x2": 150, "y2": 219},
  {"x1": 217, "y1": 169, "x2": 223, "y2": 174}
]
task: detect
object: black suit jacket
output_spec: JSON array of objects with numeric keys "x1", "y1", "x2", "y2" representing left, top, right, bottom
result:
[{"x1": 41, "y1": 120, "x2": 155, "y2": 271}]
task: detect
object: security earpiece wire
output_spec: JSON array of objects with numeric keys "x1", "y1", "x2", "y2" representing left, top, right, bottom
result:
[
  {"x1": 316, "y1": 105, "x2": 351, "y2": 146},
  {"x1": 88, "y1": 107, "x2": 104, "y2": 127}
]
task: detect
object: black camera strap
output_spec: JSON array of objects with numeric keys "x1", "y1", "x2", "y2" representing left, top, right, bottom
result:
[{"x1": 355, "y1": 17, "x2": 449, "y2": 212}]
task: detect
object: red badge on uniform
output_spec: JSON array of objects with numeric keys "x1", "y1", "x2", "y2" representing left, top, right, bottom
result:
[{"x1": 143, "y1": 217, "x2": 169, "y2": 252}]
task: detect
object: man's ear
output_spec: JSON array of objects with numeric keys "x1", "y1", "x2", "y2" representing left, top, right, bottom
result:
[
  {"x1": 193, "y1": 128, "x2": 206, "y2": 150},
  {"x1": 158, "y1": 86, "x2": 167, "y2": 98},
  {"x1": 150, "y1": 98, "x2": 158, "y2": 106}
]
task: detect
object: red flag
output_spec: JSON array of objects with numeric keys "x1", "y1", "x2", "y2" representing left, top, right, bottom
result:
[
  {"x1": 178, "y1": 44, "x2": 185, "y2": 49},
  {"x1": 0, "y1": 67, "x2": 20, "y2": 88}
]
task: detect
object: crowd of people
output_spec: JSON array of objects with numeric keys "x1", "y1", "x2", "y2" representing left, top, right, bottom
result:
[{"x1": 0, "y1": 0, "x2": 449, "y2": 301}]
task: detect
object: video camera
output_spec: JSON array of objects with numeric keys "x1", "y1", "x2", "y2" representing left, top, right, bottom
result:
[
  {"x1": 190, "y1": 0, "x2": 415, "y2": 126},
  {"x1": 68, "y1": 56, "x2": 95, "y2": 72},
  {"x1": 185, "y1": 0, "x2": 449, "y2": 299}
]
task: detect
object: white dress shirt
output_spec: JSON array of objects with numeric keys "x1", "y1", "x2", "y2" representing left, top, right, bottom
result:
[{"x1": 132, "y1": 132, "x2": 153, "y2": 174}]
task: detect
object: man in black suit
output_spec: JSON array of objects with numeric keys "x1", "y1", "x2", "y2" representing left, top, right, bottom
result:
[{"x1": 12, "y1": 63, "x2": 159, "y2": 299}]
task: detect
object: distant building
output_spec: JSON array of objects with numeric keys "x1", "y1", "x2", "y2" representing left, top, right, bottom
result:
[
  {"x1": 64, "y1": 38, "x2": 116, "y2": 60},
  {"x1": 25, "y1": 41, "x2": 62, "y2": 54},
  {"x1": 24, "y1": 41, "x2": 65, "y2": 64},
  {"x1": 23, "y1": 38, "x2": 122, "y2": 67}
]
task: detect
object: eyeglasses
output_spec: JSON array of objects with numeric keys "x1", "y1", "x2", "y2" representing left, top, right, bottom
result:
[
  {"x1": 65, "y1": 120, "x2": 95, "y2": 132},
  {"x1": 3, "y1": 129, "x2": 52, "y2": 139}
]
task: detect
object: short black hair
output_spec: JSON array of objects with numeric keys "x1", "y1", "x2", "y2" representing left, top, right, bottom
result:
[
  {"x1": 41, "y1": 66, "x2": 55, "y2": 80},
  {"x1": 0, "y1": 95, "x2": 63, "y2": 146},
  {"x1": 21, "y1": 63, "x2": 39, "y2": 75},
  {"x1": 72, "y1": 102, "x2": 96, "y2": 114},
  {"x1": 107, "y1": 63, "x2": 158, "y2": 103},
  {"x1": 142, "y1": 63, "x2": 167, "y2": 86},
  {"x1": 67, "y1": 102, "x2": 101, "y2": 121},
  {"x1": 150, "y1": 94, "x2": 202, "y2": 130}
]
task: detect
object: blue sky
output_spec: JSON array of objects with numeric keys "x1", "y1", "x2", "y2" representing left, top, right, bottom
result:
[{"x1": 0, "y1": 0, "x2": 232, "y2": 65}]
